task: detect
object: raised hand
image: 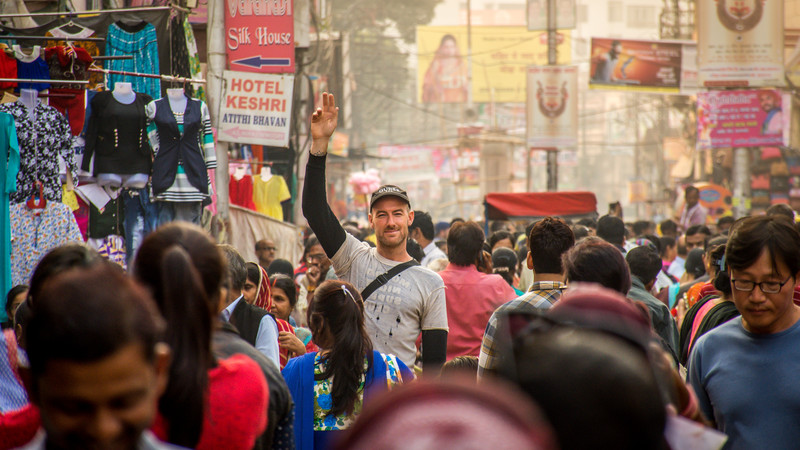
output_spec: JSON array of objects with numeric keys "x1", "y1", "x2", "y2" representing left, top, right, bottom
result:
[{"x1": 310, "y1": 92, "x2": 339, "y2": 156}]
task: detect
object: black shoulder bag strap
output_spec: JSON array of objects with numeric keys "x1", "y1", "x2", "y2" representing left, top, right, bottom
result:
[{"x1": 361, "y1": 259, "x2": 420, "y2": 301}]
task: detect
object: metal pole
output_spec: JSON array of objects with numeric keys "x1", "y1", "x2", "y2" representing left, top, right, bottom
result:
[
  {"x1": 731, "y1": 147, "x2": 750, "y2": 218},
  {"x1": 546, "y1": 0, "x2": 558, "y2": 192},
  {"x1": 467, "y1": 0, "x2": 473, "y2": 108},
  {"x1": 207, "y1": 0, "x2": 230, "y2": 223}
]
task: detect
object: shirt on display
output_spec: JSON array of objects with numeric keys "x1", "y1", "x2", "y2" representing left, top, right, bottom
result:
[
  {"x1": 106, "y1": 21, "x2": 161, "y2": 99},
  {"x1": 253, "y1": 175, "x2": 291, "y2": 220},
  {"x1": 12, "y1": 45, "x2": 50, "y2": 91}
]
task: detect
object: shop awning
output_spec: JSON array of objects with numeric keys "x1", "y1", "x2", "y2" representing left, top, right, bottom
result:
[{"x1": 484, "y1": 191, "x2": 598, "y2": 220}]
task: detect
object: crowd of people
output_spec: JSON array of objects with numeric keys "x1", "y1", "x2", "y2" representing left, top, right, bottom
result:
[{"x1": 1, "y1": 92, "x2": 799, "y2": 449}]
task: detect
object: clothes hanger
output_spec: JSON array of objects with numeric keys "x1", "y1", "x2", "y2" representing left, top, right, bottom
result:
[
  {"x1": 26, "y1": 181, "x2": 47, "y2": 212},
  {"x1": 54, "y1": 20, "x2": 88, "y2": 35}
]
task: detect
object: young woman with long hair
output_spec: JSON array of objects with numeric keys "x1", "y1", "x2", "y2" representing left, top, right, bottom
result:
[{"x1": 282, "y1": 280, "x2": 413, "y2": 450}]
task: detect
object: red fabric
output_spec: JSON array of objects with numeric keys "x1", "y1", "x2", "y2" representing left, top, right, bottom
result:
[
  {"x1": 794, "y1": 285, "x2": 800, "y2": 306},
  {"x1": 229, "y1": 175, "x2": 257, "y2": 211},
  {"x1": 0, "y1": 51, "x2": 17, "y2": 89},
  {"x1": 152, "y1": 354, "x2": 268, "y2": 450},
  {"x1": 0, "y1": 405, "x2": 40, "y2": 448},
  {"x1": 253, "y1": 266, "x2": 295, "y2": 368},
  {"x1": 276, "y1": 319, "x2": 294, "y2": 369},
  {"x1": 438, "y1": 264, "x2": 516, "y2": 360},
  {"x1": 48, "y1": 88, "x2": 86, "y2": 136},
  {"x1": 485, "y1": 191, "x2": 597, "y2": 220}
]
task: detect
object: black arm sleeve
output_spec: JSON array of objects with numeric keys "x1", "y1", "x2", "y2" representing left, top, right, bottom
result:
[
  {"x1": 302, "y1": 154, "x2": 347, "y2": 257},
  {"x1": 420, "y1": 329, "x2": 448, "y2": 375}
]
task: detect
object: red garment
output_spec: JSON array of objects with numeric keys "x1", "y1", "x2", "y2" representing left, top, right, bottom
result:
[
  {"x1": 253, "y1": 265, "x2": 296, "y2": 368},
  {"x1": 48, "y1": 88, "x2": 86, "y2": 136},
  {"x1": 152, "y1": 354, "x2": 268, "y2": 450},
  {"x1": 439, "y1": 263, "x2": 516, "y2": 360},
  {"x1": 0, "y1": 405, "x2": 40, "y2": 448},
  {"x1": 0, "y1": 51, "x2": 17, "y2": 90},
  {"x1": 229, "y1": 175, "x2": 257, "y2": 210}
]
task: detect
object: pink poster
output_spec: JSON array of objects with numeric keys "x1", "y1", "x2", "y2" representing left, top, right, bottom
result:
[
  {"x1": 697, "y1": 89, "x2": 789, "y2": 149},
  {"x1": 225, "y1": 0, "x2": 295, "y2": 73}
]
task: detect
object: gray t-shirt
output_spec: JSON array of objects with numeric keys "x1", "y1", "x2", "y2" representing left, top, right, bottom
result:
[{"x1": 331, "y1": 233, "x2": 448, "y2": 367}]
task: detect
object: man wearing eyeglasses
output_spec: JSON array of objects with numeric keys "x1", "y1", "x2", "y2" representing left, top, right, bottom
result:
[
  {"x1": 688, "y1": 216, "x2": 800, "y2": 449},
  {"x1": 255, "y1": 238, "x2": 277, "y2": 270}
]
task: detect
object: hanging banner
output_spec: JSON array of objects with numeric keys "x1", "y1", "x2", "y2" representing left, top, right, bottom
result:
[
  {"x1": 526, "y1": 65, "x2": 578, "y2": 148},
  {"x1": 225, "y1": 0, "x2": 295, "y2": 73},
  {"x1": 527, "y1": 0, "x2": 576, "y2": 31},
  {"x1": 219, "y1": 71, "x2": 294, "y2": 147},
  {"x1": 697, "y1": 89, "x2": 789, "y2": 149},
  {"x1": 417, "y1": 26, "x2": 571, "y2": 103},
  {"x1": 589, "y1": 38, "x2": 693, "y2": 93},
  {"x1": 697, "y1": 0, "x2": 784, "y2": 87}
]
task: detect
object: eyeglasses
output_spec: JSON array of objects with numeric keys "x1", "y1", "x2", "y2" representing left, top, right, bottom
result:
[
  {"x1": 306, "y1": 253, "x2": 327, "y2": 263},
  {"x1": 731, "y1": 276, "x2": 792, "y2": 294}
]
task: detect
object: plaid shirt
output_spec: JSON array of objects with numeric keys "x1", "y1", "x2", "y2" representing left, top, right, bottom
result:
[{"x1": 477, "y1": 281, "x2": 567, "y2": 377}]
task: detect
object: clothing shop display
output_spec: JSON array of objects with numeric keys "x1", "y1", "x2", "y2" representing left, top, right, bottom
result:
[
  {"x1": 0, "y1": 112, "x2": 19, "y2": 305},
  {"x1": 230, "y1": 174, "x2": 257, "y2": 211},
  {"x1": 88, "y1": 195, "x2": 124, "y2": 239},
  {"x1": 9, "y1": 201, "x2": 82, "y2": 285},
  {"x1": 123, "y1": 187, "x2": 158, "y2": 263},
  {"x1": 106, "y1": 21, "x2": 161, "y2": 99},
  {"x1": 87, "y1": 235, "x2": 127, "y2": 269},
  {"x1": 0, "y1": 100, "x2": 76, "y2": 204},
  {"x1": 183, "y1": 18, "x2": 205, "y2": 101},
  {"x1": 44, "y1": 46, "x2": 92, "y2": 136},
  {"x1": 253, "y1": 174, "x2": 291, "y2": 220},
  {"x1": 0, "y1": 48, "x2": 17, "y2": 91},
  {"x1": 147, "y1": 95, "x2": 216, "y2": 202},
  {"x1": 45, "y1": 23, "x2": 103, "y2": 88},
  {"x1": 169, "y1": 15, "x2": 193, "y2": 96},
  {"x1": 82, "y1": 90, "x2": 153, "y2": 176},
  {"x1": 12, "y1": 46, "x2": 50, "y2": 91}
]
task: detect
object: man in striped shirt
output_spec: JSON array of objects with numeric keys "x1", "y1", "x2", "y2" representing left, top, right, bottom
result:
[{"x1": 478, "y1": 217, "x2": 575, "y2": 377}]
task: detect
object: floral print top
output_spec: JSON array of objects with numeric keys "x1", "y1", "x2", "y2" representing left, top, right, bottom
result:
[
  {"x1": 0, "y1": 101, "x2": 75, "y2": 204},
  {"x1": 312, "y1": 352, "x2": 405, "y2": 431}
]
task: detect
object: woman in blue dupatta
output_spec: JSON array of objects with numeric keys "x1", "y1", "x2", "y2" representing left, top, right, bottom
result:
[{"x1": 282, "y1": 280, "x2": 413, "y2": 450}]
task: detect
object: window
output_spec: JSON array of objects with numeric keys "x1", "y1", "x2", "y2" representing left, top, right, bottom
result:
[
  {"x1": 627, "y1": 5, "x2": 657, "y2": 28},
  {"x1": 608, "y1": 1, "x2": 623, "y2": 22}
]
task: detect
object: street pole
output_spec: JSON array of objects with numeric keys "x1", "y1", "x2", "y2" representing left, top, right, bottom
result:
[
  {"x1": 545, "y1": 0, "x2": 558, "y2": 192},
  {"x1": 207, "y1": 0, "x2": 230, "y2": 223},
  {"x1": 731, "y1": 147, "x2": 750, "y2": 218},
  {"x1": 466, "y1": 0, "x2": 473, "y2": 109}
]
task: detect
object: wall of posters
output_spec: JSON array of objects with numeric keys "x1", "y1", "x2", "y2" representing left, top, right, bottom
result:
[
  {"x1": 697, "y1": 89, "x2": 789, "y2": 149},
  {"x1": 218, "y1": 71, "x2": 294, "y2": 147},
  {"x1": 417, "y1": 26, "x2": 571, "y2": 103},
  {"x1": 589, "y1": 38, "x2": 693, "y2": 93},
  {"x1": 697, "y1": 0, "x2": 784, "y2": 87},
  {"x1": 526, "y1": 65, "x2": 578, "y2": 148},
  {"x1": 225, "y1": 0, "x2": 295, "y2": 73}
]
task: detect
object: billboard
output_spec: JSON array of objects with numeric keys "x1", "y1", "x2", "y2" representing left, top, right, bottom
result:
[
  {"x1": 697, "y1": 0, "x2": 784, "y2": 87},
  {"x1": 225, "y1": 0, "x2": 295, "y2": 73},
  {"x1": 218, "y1": 71, "x2": 294, "y2": 147},
  {"x1": 589, "y1": 38, "x2": 694, "y2": 93},
  {"x1": 697, "y1": 89, "x2": 789, "y2": 149},
  {"x1": 526, "y1": 65, "x2": 578, "y2": 148},
  {"x1": 417, "y1": 26, "x2": 571, "y2": 103},
  {"x1": 527, "y1": 0, "x2": 576, "y2": 31}
]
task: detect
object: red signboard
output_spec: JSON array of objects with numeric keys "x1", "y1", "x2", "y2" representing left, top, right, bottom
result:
[{"x1": 225, "y1": 0, "x2": 295, "y2": 73}]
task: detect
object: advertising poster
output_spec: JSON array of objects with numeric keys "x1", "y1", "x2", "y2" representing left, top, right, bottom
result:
[
  {"x1": 589, "y1": 38, "x2": 690, "y2": 93},
  {"x1": 697, "y1": 0, "x2": 784, "y2": 87},
  {"x1": 225, "y1": 0, "x2": 295, "y2": 73},
  {"x1": 697, "y1": 89, "x2": 789, "y2": 149},
  {"x1": 417, "y1": 26, "x2": 571, "y2": 103},
  {"x1": 219, "y1": 71, "x2": 294, "y2": 147},
  {"x1": 526, "y1": 65, "x2": 578, "y2": 148},
  {"x1": 527, "y1": 0, "x2": 576, "y2": 31}
]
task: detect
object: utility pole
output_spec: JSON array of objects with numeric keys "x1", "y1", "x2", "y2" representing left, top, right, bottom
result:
[
  {"x1": 545, "y1": 0, "x2": 558, "y2": 191},
  {"x1": 206, "y1": 0, "x2": 229, "y2": 223},
  {"x1": 466, "y1": 0, "x2": 473, "y2": 108}
]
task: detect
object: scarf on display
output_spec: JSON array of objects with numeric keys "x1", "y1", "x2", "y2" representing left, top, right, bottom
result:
[{"x1": 253, "y1": 264, "x2": 296, "y2": 369}]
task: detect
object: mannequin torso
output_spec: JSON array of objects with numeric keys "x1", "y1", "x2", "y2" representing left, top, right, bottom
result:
[
  {"x1": 167, "y1": 88, "x2": 187, "y2": 116},
  {"x1": 112, "y1": 82, "x2": 135, "y2": 104}
]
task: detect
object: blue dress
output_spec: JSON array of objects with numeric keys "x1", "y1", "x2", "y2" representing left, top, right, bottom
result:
[
  {"x1": 106, "y1": 21, "x2": 161, "y2": 99},
  {"x1": 0, "y1": 112, "x2": 19, "y2": 317}
]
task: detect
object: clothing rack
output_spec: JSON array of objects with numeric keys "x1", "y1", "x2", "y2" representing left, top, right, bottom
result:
[
  {"x1": 1, "y1": 35, "x2": 105, "y2": 42},
  {"x1": 0, "y1": 78, "x2": 88, "y2": 85},
  {"x1": 230, "y1": 159, "x2": 274, "y2": 166},
  {"x1": 38, "y1": 92, "x2": 76, "y2": 98},
  {"x1": 88, "y1": 67, "x2": 206, "y2": 85},
  {"x1": 0, "y1": 6, "x2": 173, "y2": 19},
  {"x1": 94, "y1": 55, "x2": 133, "y2": 61}
]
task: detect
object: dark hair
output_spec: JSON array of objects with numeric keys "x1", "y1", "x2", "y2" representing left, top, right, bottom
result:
[
  {"x1": 406, "y1": 238, "x2": 425, "y2": 263},
  {"x1": 309, "y1": 280, "x2": 372, "y2": 417},
  {"x1": 28, "y1": 244, "x2": 101, "y2": 305},
  {"x1": 441, "y1": 355, "x2": 479, "y2": 379},
  {"x1": 685, "y1": 186, "x2": 699, "y2": 197},
  {"x1": 726, "y1": 216, "x2": 800, "y2": 278},
  {"x1": 219, "y1": 244, "x2": 248, "y2": 292},
  {"x1": 245, "y1": 261, "x2": 261, "y2": 284},
  {"x1": 632, "y1": 221, "x2": 653, "y2": 237},
  {"x1": 14, "y1": 299, "x2": 32, "y2": 348},
  {"x1": 448, "y1": 221, "x2": 486, "y2": 266},
  {"x1": 684, "y1": 248, "x2": 707, "y2": 279},
  {"x1": 597, "y1": 215, "x2": 625, "y2": 246},
  {"x1": 528, "y1": 217, "x2": 575, "y2": 274},
  {"x1": 410, "y1": 211, "x2": 435, "y2": 241},
  {"x1": 268, "y1": 258, "x2": 294, "y2": 277},
  {"x1": 450, "y1": 217, "x2": 465, "y2": 227},
  {"x1": 716, "y1": 216, "x2": 735, "y2": 228},
  {"x1": 643, "y1": 234, "x2": 661, "y2": 253},
  {"x1": 685, "y1": 225, "x2": 710, "y2": 237},
  {"x1": 659, "y1": 237, "x2": 676, "y2": 258},
  {"x1": 489, "y1": 230, "x2": 514, "y2": 250},
  {"x1": 490, "y1": 220, "x2": 512, "y2": 233},
  {"x1": 269, "y1": 274, "x2": 298, "y2": 308},
  {"x1": 492, "y1": 247, "x2": 518, "y2": 286},
  {"x1": 27, "y1": 263, "x2": 165, "y2": 378},
  {"x1": 563, "y1": 237, "x2": 632, "y2": 294},
  {"x1": 5, "y1": 285, "x2": 28, "y2": 320},
  {"x1": 577, "y1": 218, "x2": 597, "y2": 229},
  {"x1": 626, "y1": 246, "x2": 662, "y2": 285},
  {"x1": 133, "y1": 223, "x2": 223, "y2": 448},
  {"x1": 659, "y1": 219, "x2": 677, "y2": 235},
  {"x1": 766, "y1": 204, "x2": 795, "y2": 221},
  {"x1": 571, "y1": 225, "x2": 589, "y2": 240},
  {"x1": 708, "y1": 242, "x2": 731, "y2": 295}
]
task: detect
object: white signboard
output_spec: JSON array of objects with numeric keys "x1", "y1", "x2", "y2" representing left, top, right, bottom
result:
[
  {"x1": 219, "y1": 70, "x2": 294, "y2": 147},
  {"x1": 526, "y1": 65, "x2": 578, "y2": 148}
]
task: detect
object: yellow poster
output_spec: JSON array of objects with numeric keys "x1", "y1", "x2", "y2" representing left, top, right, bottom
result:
[{"x1": 417, "y1": 26, "x2": 571, "y2": 103}]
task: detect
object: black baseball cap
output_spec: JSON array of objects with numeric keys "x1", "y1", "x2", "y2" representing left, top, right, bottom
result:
[{"x1": 370, "y1": 185, "x2": 410, "y2": 210}]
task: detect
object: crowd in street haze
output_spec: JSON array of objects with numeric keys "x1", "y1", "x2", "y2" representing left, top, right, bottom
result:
[{"x1": 4, "y1": 92, "x2": 800, "y2": 450}]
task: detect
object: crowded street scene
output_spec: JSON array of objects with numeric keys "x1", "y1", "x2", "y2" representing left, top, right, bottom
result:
[{"x1": 1, "y1": 0, "x2": 799, "y2": 448}]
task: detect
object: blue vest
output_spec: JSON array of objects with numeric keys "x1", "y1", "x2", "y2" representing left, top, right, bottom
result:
[{"x1": 151, "y1": 97, "x2": 208, "y2": 196}]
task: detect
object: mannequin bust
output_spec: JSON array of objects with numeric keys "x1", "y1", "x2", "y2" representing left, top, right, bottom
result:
[
  {"x1": 233, "y1": 165, "x2": 247, "y2": 181},
  {"x1": 167, "y1": 88, "x2": 187, "y2": 114},
  {"x1": 112, "y1": 82, "x2": 135, "y2": 104},
  {"x1": 260, "y1": 166, "x2": 272, "y2": 181},
  {"x1": 18, "y1": 89, "x2": 38, "y2": 116}
]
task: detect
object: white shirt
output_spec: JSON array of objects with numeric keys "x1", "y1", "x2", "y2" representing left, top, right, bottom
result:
[
  {"x1": 420, "y1": 241, "x2": 447, "y2": 267},
  {"x1": 222, "y1": 295, "x2": 280, "y2": 367}
]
